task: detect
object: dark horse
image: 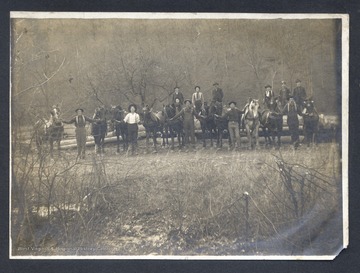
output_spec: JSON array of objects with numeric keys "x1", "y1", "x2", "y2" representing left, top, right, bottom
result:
[
  {"x1": 163, "y1": 104, "x2": 184, "y2": 149},
  {"x1": 260, "y1": 97, "x2": 283, "y2": 148},
  {"x1": 110, "y1": 105, "x2": 128, "y2": 153},
  {"x1": 34, "y1": 107, "x2": 64, "y2": 158},
  {"x1": 210, "y1": 101, "x2": 229, "y2": 148},
  {"x1": 91, "y1": 106, "x2": 108, "y2": 154},
  {"x1": 302, "y1": 99, "x2": 319, "y2": 147},
  {"x1": 196, "y1": 102, "x2": 217, "y2": 148},
  {"x1": 141, "y1": 105, "x2": 166, "y2": 153}
]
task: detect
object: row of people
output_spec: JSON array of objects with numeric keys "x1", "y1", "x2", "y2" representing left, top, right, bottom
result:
[
  {"x1": 61, "y1": 79, "x2": 307, "y2": 157},
  {"x1": 172, "y1": 80, "x2": 306, "y2": 110}
]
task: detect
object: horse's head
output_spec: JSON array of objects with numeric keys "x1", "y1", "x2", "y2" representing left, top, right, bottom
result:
[
  {"x1": 142, "y1": 105, "x2": 151, "y2": 115},
  {"x1": 164, "y1": 104, "x2": 176, "y2": 119},
  {"x1": 249, "y1": 99, "x2": 259, "y2": 111},
  {"x1": 50, "y1": 106, "x2": 63, "y2": 126},
  {"x1": 303, "y1": 99, "x2": 316, "y2": 114},
  {"x1": 288, "y1": 98, "x2": 297, "y2": 111}
]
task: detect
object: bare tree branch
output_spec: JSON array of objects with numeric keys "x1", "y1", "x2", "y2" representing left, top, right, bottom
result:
[{"x1": 15, "y1": 57, "x2": 66, "y2": 97}]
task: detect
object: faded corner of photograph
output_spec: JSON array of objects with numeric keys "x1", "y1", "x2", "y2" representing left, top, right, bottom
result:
[{"x1": 10, "y1": 13, "x2": 346, "y2": 259}]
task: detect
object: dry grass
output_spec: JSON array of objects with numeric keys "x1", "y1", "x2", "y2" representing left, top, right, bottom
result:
[{"x1": 11, "y1": 140, "x2": 342, "y2": 256}]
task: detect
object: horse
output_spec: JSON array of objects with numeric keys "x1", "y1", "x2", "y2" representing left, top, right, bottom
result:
[
  {"x1": 163, "y1": 104, "x2": 184, "y2": 149},
  {"x1": 196, "y1": 102, "x2": 217, "y2": 148},
  {"x1": 91, "y1": 106, "x2": 109, "y2": 154},
  {"x1": 242, "y1": 99, "x2": 260, "y2": 149},
  {"x1": 34, "y1": 107, "x2": 64, "y2": 158},
  {"x1": 302, "y1": 99, "x2": 319, "y2": 147},
  {"x1": 141, "y1": 105, "x2": 166, "y2": 152},
  {"x1": 210, "y1": 101, "x2": 230, "y2": 148},
  {"x1": 110, "y1": 105, "x2": 128, "y2": 153},
  {"x1": 259, "y1": 97, "x2": 283, "y2": 148}
]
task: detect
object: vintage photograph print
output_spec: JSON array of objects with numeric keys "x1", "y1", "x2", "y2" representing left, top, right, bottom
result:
[{"x1": 10, "y1": 12, "x2": 348, "y2": 259}]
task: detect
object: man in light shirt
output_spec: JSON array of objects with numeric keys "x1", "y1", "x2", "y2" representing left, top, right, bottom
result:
[{"x1": 124, "y1": 104, "x2": 140, "y2": 155}]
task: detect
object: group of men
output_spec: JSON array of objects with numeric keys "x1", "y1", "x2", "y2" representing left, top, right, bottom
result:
[
  {"x1": 170, "y1": 80, "x2": 307, "y2": 150},
  {"x1": 61, "y1": 80, "x2": 307, "y2": 158}
]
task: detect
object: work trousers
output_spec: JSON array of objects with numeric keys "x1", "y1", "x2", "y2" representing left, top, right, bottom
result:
[
  {"x1": 183, "y1": 119, "x2": 195, "y2": 146},
  {"x1": 127, "y1": 123, "x2": 138, "y2": 154},
  {"x1": 75, "y1": 127, "x2": 87, "y2": 158},
  {"x1": 228, "y1": 121, "x2": 241, "y2": 148}
]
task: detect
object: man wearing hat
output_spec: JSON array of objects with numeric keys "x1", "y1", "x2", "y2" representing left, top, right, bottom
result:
[
  {"x1": 279, "y1": 80, "x2": 291, "y2": 106},
  {"x1": 170, "y1": 99, "x2": 199, "y2": 150},
  {"x1": 63, "y1": 108, "x2": 99, "y2": 159},
  {"x1": 124, "y1": 104, "x2": 140, "y2": 155},
  {"x1": 192, "y1": 86, "x2": 205, "y2": 113},
  {"x1": 282, "y1": 96, "x2": 302, "y2": 149},
  {"x1": 172, "y1": 86, "x2": 184, "y2": 106},
  {"x1": 293, "y1": 79, "x2": 307, "y2": 109},
  {"x1": 215, "y1": 101, "x2": 243, "y2": 150},
  {"x1": 263, "y1": 84, "x2": 274, "y2": 108},
  {"x1": 211, "y1": 82, "x2": 224, "y2": 104}
]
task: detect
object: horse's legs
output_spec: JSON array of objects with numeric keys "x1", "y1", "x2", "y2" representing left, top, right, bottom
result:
[
  {"x1": 49, "y1": 139, "x2": 54, "y2": 158},
  {"x1": 153, "y1": 129, "x2": 159, "y2": 152},
  {"x1": 246, "y1": 124, "x2": 252, "y2": 149},
  {"x1": 254, "y1": 125, "x2": 259, "y2": 148}
]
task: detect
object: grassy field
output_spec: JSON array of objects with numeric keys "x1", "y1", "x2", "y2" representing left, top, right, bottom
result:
[{"x1": 11, "y1": 137, "x2": 343, "y2": 257}]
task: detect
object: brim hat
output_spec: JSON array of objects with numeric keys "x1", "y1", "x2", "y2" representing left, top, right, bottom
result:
[
  {"x1": 295, "y1": 79, "x2": 301, "y2": 83},
  {"x1": 194, "y1": 86, "x2": 201, "y2": 90},
  {"x1": 265, "y1": 85, "x2": 272, "y2": 89},
  {"x1": 213, "y1": 82, "x2": 219, "y2": 86},
  {"x1": 128, "y1": 104, "x2": 137, "y2": 112},
  {"x1": 184, "y1": 99, "x2": 192, "y2": 104},
  {"x1": 75, "y1": 108, "x2": 84, "y2": 113},
  {"x1": 281, "y1": 80, "x2": 286, "y2": 84},
  {"x1": 228, "y1": 101, "x2": 237, "y2": 106}
]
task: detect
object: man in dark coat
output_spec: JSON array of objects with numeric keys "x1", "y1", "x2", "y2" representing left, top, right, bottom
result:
[
  {"x1": 212, "y1": 82, "x2": 224, "y2": 103},
  {"x1": 263, "y1": 84, "x2": 274, "y2": 108},
  {"x1": 172, "y1": 86, "x2": 184, "y2": 106},
  {"x1": 63, "y1": 108, "x2": 98, "y2": 159},
  {"x1": 279, "y1": 80, "x2": 291, "y2": 106},
  {"x1": 216, "y1": 101, "x2": 243, "y2": 150},
  {"x1": 293, "y1": 79, "x2": 307, "y2": 109},
  {"x1": 170, "y1": 99, "x2": 198, "y2": 150},
  {"x1": 282, "y1": 97, "x2": 302, "y2": 149}
]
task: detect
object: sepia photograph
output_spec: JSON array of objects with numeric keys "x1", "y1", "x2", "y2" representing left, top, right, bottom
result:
[{"x1": 9, "y1": 12, "x2": 348, "y2": 259}]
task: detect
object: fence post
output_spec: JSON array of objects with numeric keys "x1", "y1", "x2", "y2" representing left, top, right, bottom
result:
[{"x1": 244, "y1": 191, "x2": 250, "y2": 241}]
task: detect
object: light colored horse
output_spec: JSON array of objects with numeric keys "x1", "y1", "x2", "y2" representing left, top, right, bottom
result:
[{"x1": 243, "y1": 99, "x2": 260, "y2": 149}]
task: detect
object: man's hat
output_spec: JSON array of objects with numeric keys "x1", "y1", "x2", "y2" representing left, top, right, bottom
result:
[
  {"x1": 174, "y1": 86, "x2": 179, "y2": 89},
  {"x1": 213, "y1": 82, "x2": 219, "y2": 86},
  {"x1": 194, "y1": 85, "x2": 201, "y2": 90},
  {"x1": 128, "y1": 104, "x2": 137, "y2": 112},
  {"x1": 295, "y1": 79, "x2": 301, "y2": 83},
  {"x1": 75, "y1": 108, "x2": 84, "y2": 113},
  {"x1": 281, "y1": 80, "x2": 286, "y2": 84},
  {"x1": 184, "y1": 99, "x2": 192, "y2": 104},
  {"x1": 265, "y1": 84, "x2": 272, "y2": 89},
  {"x1": 228, "y1": 101, "x2": 237, "y2": 106}
]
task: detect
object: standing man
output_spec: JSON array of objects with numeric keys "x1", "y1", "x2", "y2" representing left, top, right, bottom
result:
[
  {"x1": 212, "y1": 82, "x2": 224, "y2": 104},
  {"x1": 216, "y1": 101, "x2": 243, "y2": 150},
  {"x1": 171, "y1": 99, "x2": 198, "y2": 150},
  {"x1": 172, "y1": 86, "x2": 184, "y2": 106},
  {"x1": 293, "y1": 79, "x2": 307, "y2": 109},
  {"x1": 282, "y1": 96, "x2": 301, "y2": 149},
  {"x1": 279, "y1": 80, "x2": 291, "y2": 106},
  {"x1": 263, "y1": 84, "x2": 274, "y2": 108},
  {"x1": 123, "y1": 104, "x2": 140, "y2": 155},
  {"x1": 192, "y1": 86, "x2": 205, "y2": 113},
  {"x1": 63, "y1": 108, "x2": 98, "y2": 160}
]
